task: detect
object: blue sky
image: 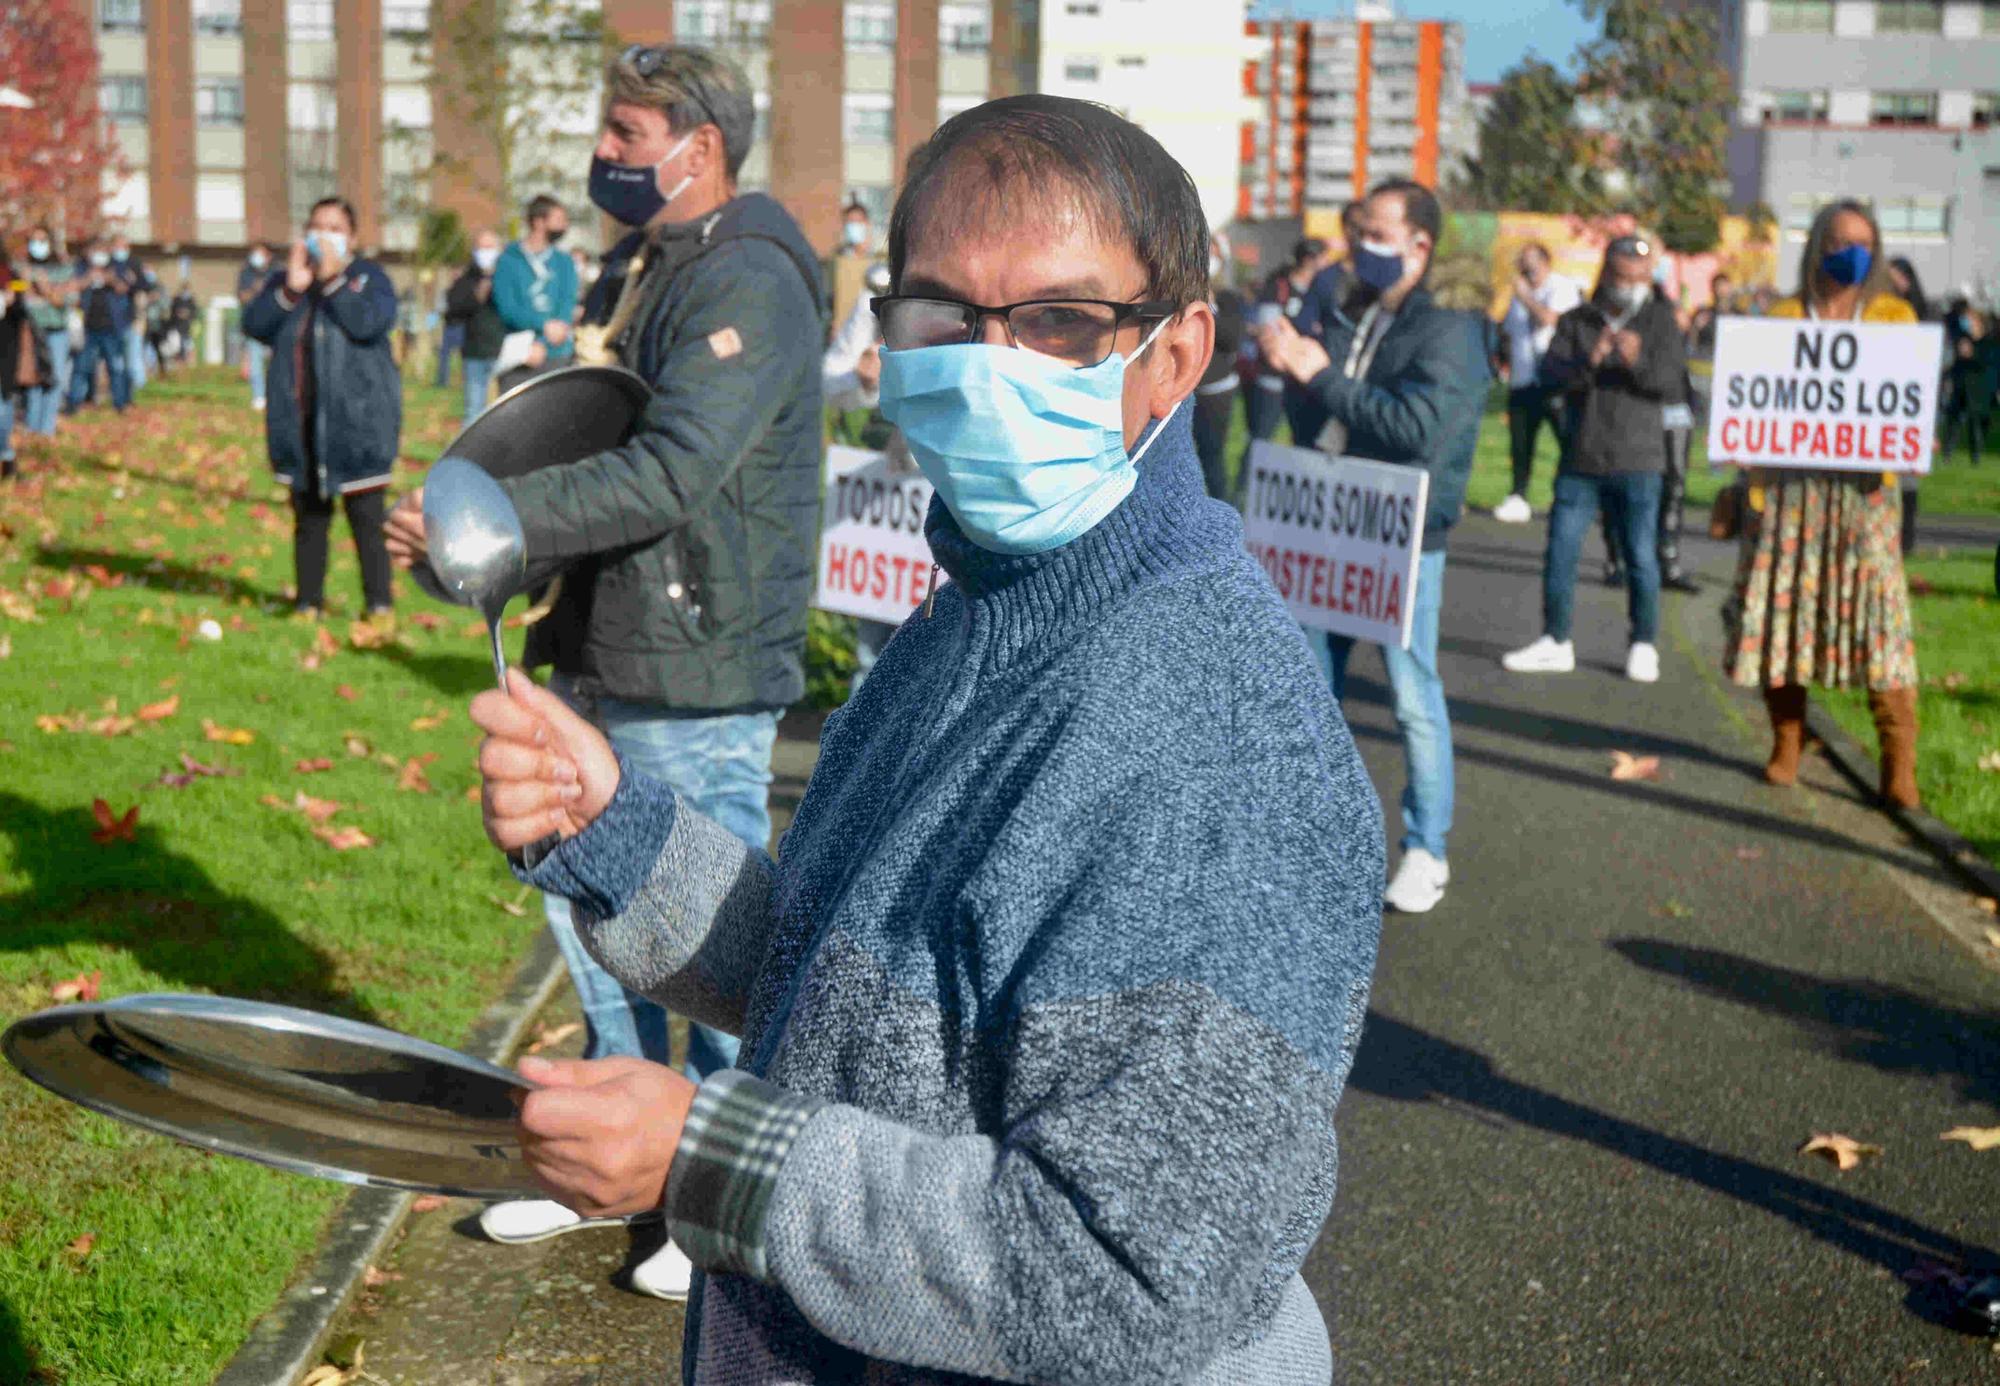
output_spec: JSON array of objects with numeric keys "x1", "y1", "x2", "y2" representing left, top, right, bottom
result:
[{"x1": 1245, "y1": 1, "x2": 1599, "y2": 83}]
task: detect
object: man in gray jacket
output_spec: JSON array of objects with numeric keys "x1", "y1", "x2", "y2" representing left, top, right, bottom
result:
[{"x1": 385, "y1": 43, "x2": 824, "y2": 1300}]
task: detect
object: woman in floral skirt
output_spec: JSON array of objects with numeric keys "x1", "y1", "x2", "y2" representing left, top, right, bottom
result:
[{"x1": 1723, "y1": 199, "x2": 1921, "y2": 808}]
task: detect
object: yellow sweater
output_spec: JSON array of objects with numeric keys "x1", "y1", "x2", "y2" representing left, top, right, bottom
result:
[{"x1": 1751, "y1": 292, "x2": 1919, "y2": 502}]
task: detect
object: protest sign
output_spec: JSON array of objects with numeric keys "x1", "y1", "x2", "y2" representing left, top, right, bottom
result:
[
  {"x1": 1706, "y1": 317, "x2": 1943, "y2": 475},
  {"x1": 815, "y1": 446, "x2": 938, "y2": 625},
  {"x1": 1240, "y1": 441, "x2": 1429, "y2": 648}
]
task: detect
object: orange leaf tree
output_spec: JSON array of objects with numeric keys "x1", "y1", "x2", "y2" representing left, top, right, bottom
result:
[{"x1": 0, "y1": 0, "x2": 127, "y2": 248}]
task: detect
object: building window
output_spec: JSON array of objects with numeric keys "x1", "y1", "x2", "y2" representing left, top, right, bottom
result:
[
  {"x1": 197, "y1": 78, "x2": 244, "y2": 126},
  {"x1": 100, "y1": 75, "x2": 147, "y2": 121},
  {"x1": 194, "y1": 0, "x2": 241, "y2": 35},
  {"x1": 674, "y1": 1, "x2": 769, "y2": 46},
  {"x1": 197, "y1": 174, "x2": 246, "y2": 223},
  {"x1": 1869, "y1": 90, "x2": 1937, "y2": 125},
  {"x1": 1766, "y1": 0, "x2": 1833, "y2": 31},
  {"x1": 384, "y1": 2, "x2": 429, "y2": 35},
  {"x1": 843, "y1": 96, "x2": 893, "y2": 145},
  {"x1": 288, "y1": 0, "x2": 334, "y2": 41},
  {"x1": 1875, "y1": 196, "x2": 1948, "y2": 236},
  {"x1": 1975, "y1": 92, "x2": 2000, "y2": 128},
  {"x1": 941, "y1": 1, "x2": 989, "y2": 52},
  {"x1": 99, "y1": 0, "x2": 142, "y2": 30},
  {"x1": 1063, "y1": 59, "x2": 1100, "y2": 82},
  {"x1": 845, "y1": 0, "x2": 895, "y2": 51},
  {"x1": 1765, "y1": 89, "x2": 1829, "y2": 123},
  {"x1": 1874, "y1": 0, "x2": 1943, "y2": 31}
]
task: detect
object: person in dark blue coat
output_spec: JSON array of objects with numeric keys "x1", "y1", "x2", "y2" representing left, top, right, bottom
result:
[{"x1": 242, "y1": 196, "x2": 401, "y2": 621}]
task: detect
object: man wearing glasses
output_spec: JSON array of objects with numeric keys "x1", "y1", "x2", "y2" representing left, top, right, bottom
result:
[
  {"x1": 464, "y1": 94, "x2": 1383, "y2": 1384},
  {"x1": 385, "y1": 44, "x2": 826, "y2": 1301}
]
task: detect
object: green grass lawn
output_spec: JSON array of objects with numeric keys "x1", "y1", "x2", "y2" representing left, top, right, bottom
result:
[{"x1": 0, "y1": 366, "x2": 539, "y2": 1384}]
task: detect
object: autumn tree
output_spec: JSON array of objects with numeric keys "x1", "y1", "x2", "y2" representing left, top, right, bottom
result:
[
  {"x1": 0, "y1": 0, "x2": 127, "y2": 250},
  {"x1": 1454, "y1": 56, "x2": 1605, "y2": 215},
  {"x1": 1571, "y1": 0, "x2": 1732, "y2": 253}
]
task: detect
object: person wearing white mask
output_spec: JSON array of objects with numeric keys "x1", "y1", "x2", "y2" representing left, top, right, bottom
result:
[
  {"x1": 444, "y1": 227, "x2": 507, "y2": 425},
  {"x1": 1503, "y1": 235, "x2": 1687, "y2": 684},
  {"x1": 237, "y1": 241, "x2": 276, "y2": 410}
]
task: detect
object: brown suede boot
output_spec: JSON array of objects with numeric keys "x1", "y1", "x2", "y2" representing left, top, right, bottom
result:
[
  {"x1": 1762, "y1": 685, "x2": 1808, "y2": 786},
  {"x1": 1869, "y1": 687, "x2": 1921, "y2": 810}
]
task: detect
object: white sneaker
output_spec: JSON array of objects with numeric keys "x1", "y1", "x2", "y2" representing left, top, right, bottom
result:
[
  {"x1": 477, "y1": 1198, "x2": 627, "y2": 1245},
  {"x1": 628, "y1": 1238, "x2": 693, "y2": 1301},
  {"x1": 1501, "y1": 636, "x2": 1575, "y2": 673},
  {"x1": 1493, "y1": 493, "x2": 1533, "y2": 524},
  {"x1": 1384, "y1": 848, "x2": 1449, "y2": 914},
  {"x1": 251, "y1": 397, "x2": 266, "y2": 412},
  {"x1": 1626, "y1": 642, "x2": 1660, "y2": 683}
]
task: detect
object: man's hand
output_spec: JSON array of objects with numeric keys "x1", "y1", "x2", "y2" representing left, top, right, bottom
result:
[
  {"x1": 1589, "y1": 328, "x2": 1616, "y2": 367},
  {"x1": 286, "y1": 242, "x2": 314, "y2": 297},
  {"x1": 543, "y1": 318, "x2": 570, "y2": 347},
  {"x1": 384, "y1": 488, "x2": 428, "y2": 569},
  {"x1": 856, "y1": 343, "x2": 882, "y2": 394},
  {"x1": 1254, "y1": 316, "x2": 1334, "y2": 385},
  {"x1": 516, "y1": 1055, "x2": 697, "y2": 1219},
  {"x1": 471, "y1": 669, "x2": 620, "y2": 850},
  {"x1": 1615, "y1": 329, "x2": 1643, "y2": 366}
]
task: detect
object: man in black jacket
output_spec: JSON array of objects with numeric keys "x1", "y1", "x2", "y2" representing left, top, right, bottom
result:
[
  {"x1": 1503, "y1": 235, "x2": 1686, "y2": 685},
  {"x1": 444, "y1": 227, "x2": 507, "y2": 426},
  {"x1": 1255, "y1": 178, "x2": 1490, "y2": 916},
  {"x1": 385, "y1": 43, "x2": 823, "y2": 1301}
]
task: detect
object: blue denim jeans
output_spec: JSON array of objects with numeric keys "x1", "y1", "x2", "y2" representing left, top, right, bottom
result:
[
  {"x1": 462, "y1": 355, "x2": 497, "y2": 428},
  {"x1": 436, "y1": 322, "x2": 464, "y2": 388},
  {"x1": 1544, "y1": 471, "x2": 1662, "y2": 645},
  {"x1": 246, "y1": 339, "x2": 269, "y2": 405},
  {"x1": 26, "y1": 330, "x2": 67, "y2": 435},
  {"x1": 0, "y1": 394, "x2": 14, "y2": 462},
  {"x1": 543, "y1": 677, "x2": 777, "y2": 1082},
  {"x1": 68, "y1": 330, "x2": 130, "y2": 411},
  {"x1": 1304, "y1": 548, "x2": 1453, "y2": 860},
  {"x1": 126, "y1": 322, "x2": 147, "y2": 390}
]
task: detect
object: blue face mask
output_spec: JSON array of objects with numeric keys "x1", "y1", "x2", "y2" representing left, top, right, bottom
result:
[
  {"x1": 1821, "y1": 244, "x2": 1872, "y2": 287},
  {"x1": 879, "y1": 319, "x2": 1180, "y2": 555},
  {"x1": 1351, "y1": 239, "x2": 1405, "y2": 293},
  {"x1": 588, "y1": 133, "x2": 693, "y2": 227}
]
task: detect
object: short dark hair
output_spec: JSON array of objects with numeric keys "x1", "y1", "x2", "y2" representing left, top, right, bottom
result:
[
  {"x1": 1519, "y1": 241, "x2": 1551, "y2": 266},
  {"x1": 1368, "y1": 178, "x2": 1441, "y2": 247},
  {"x1": 842, "y1": 201, "x2": 870, "y2": 220},
  {"x1": 525, "y1": 194, "x2": 565, "y2": 226},
  {"x1": 307, "y1": 196, "x2": 358, "y2": 233},
  {"x1": 1339, "y1": 201, "x2": 1364, "y2": 236},
  {"x1": 889, "y1": 94, "x2": 1209, "y2": 309}
]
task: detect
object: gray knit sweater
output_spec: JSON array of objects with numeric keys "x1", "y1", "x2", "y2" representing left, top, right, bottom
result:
[{"x1": 521, "y1": 410, "x2": 1385, "y2": 1384}]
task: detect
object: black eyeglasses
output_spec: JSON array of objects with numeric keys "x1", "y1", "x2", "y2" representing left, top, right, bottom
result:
[{"x1": 872, "y1": 295, "x2": 1178, "y2": 368}]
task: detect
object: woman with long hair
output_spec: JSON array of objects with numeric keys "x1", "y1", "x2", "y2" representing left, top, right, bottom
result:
[{"x1": 1722, "y1": 199, "x2": 1921, "y2": 807}]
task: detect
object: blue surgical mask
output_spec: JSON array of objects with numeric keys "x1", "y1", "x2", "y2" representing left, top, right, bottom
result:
[
  {"x1": 305, "y1": 230, "x2": 348, "y2": 264},
  {"x1": 588, "y1": 133, "x2": 693, "y2": 227},
  {"x1": 1821, "y1": 244, "x2": 1872, "y2": 287},
  {"x1": 474, "y1": 246, "x2": 501, "y2": 272},
  {"x1": 89, "y1": 251, "x2": 110, "y2": 268},
  {"x1": 28, "y1": 238, "x2": 50, "y2": 260},
  {"x1": 1351, "y1": 239, "x2": 1405, "y2": 293},
  {"x1": 879, "y1": 319, "x2": 1180, "y2": 555},
  {"x1": 112, "y1": 248, "x2": 129, "y2": 263},
  {"x1": 843, "y1": 220, "x2": 869, "y2": 247}
]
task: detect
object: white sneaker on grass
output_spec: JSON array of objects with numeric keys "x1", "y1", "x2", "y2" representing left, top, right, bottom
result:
[
  {"x1": 1501, "y1": 636, "x2": 1575, "y2": 673},
  {"x1": 628, "y1": 1238, "x2": 694, "y2": 1301},
  {"x1": 1384, "y1": 848, "x2": 1450, "y2": 914},
  {"x1": 1626, "y1": 642, "x2": 1660, "y2": 683},
  {"x1": 1493, "y1": 493, "x2": 1533, "y2": 524},
  {"x1": 478, "y1": 1198, "x2": 628, "y2": 1245}
]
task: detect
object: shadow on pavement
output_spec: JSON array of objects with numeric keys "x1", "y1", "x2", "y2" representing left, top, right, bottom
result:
[
  {"x1": 1614, "y1": 939, "x2": 2000, "y2": 1110},
  {"x1": 36, "y1": 542, "x2": 275, "y2": 608},
  {"x1": 0, "y1": 792, "x2": 382, "y2": 1024},
  {"x1": 1350, "y1": 1011, "x2": 1985, "y2": 1280}
]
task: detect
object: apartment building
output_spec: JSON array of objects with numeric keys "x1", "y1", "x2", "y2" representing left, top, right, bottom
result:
[
  {"x1": 1722, "y1": 0, "x2": 2000, "y2": 295},
  {"x1": 85, "y1": 0, "x2": 1030, "y2": 264},
  {"x1": 1242, "y1": 0, "x2": 1472, "y2": 222}
]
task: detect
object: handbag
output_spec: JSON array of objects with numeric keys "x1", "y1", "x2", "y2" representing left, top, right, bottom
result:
[{"x1": 1708, "y1": 482, "x2": 1743, "y2": 541}]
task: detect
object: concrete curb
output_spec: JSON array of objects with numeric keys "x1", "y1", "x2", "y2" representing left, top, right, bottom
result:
[
  {"x1": 213, "y1": 930, "x2": 567, "y2": 1386},
  {"x1": 1804, "y1": 702, "x2": 2000, "y2": 904}
]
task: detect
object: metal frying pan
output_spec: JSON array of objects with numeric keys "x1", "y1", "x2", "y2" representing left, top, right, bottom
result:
[{"x1": 3, "y1": 994, "x2": 542, "y2": 1198}]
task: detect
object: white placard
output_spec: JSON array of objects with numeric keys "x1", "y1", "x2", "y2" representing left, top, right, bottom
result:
[
  {"x1": 1706, "y1": 317, "x2": 1943, "y2": 475},
  {"x1": 815, "y1": 445, "x2": 938, "y2": 625},
  {"x1": 1240, "y1": 441, "x2": 1429, "y2": 649}
]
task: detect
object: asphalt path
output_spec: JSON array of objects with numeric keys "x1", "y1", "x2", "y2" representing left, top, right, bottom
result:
[{"x1": 1312, "y1": 515, "x2": 2000, "y2": 1384}]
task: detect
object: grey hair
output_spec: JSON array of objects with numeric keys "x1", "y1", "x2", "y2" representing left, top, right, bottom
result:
[
  {"x1": 1796, "y1": 199, "x2": 1893, "y2": 308},
  {"x1": 606, "y1": 46, "x2": 755, "y2": 178}
]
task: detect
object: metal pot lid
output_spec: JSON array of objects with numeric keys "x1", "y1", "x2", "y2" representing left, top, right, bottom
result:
[
  {"x1": 3, "y1": 994, "x2": 541, "y2": 1199},
  {"x1": 438, "y1": 363, "x2": 651, "y2": 481}
]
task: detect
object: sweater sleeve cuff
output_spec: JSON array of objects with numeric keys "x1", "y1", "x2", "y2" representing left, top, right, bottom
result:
[
  {"x1": 1305, "y1": 364, "x2": 1347, "y2": 408},
  {"x1": 665, "y1": 1069, "x2": 824, "y2": 1283},
  {"x1": 509, "y1": 751, "x2": 677, "y2": 918}
]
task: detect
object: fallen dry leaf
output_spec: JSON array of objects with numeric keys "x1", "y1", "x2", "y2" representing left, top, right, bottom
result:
[
  {"x1": 1941, "y1": 1126, "x2": 2000, "y2": 1152},
  {"x1": 525, "y1": 1021, "x2": 581, "y2": 1054},
  {"x1": 409, "y1": 711, "x2": 450, "y2": 732},
  {"x1": 1799, "y1": 1132, "x2": 1883, "y2": 1171},
  {"x1": 1734, "y1": 846, "x2": 1765, "y2": 861},
  {"x1": 362, "y1": 1265, "x2": 402, "y2": 1288},
  {"x1": 295, "y1": 757, "x2": 335, "y2": 774},
  {"x1": 297, "y1": 1367, "x2": 348, "y2": 1386},
  {"x1": 410, "y1": 612, "x2": 443, "y2": 630},
  {"x1": 293, "y1": 792, "x2": 342, "y2": 824},
  {"x1": 89, "y1": 799, "x2": 139, "y2": 845},
  {"x1": 409, "y1": 1194, "x2": 448, "y2": 1213},
  {"x1": 1979, "y1": 750, "x2": 2000, "y2": 774},
  {"x1": 201, "y1": 719, "x2": 255, "y2": 746},
  {"x1": 344, "y1": 734, "x2": 372, "y2": 758},
  {"x1": 179, "y1": 752, "x2": 237, "y2": 779},
  {"x1": 314, "y1": 824, "x2": 376, "y2": 851},
  {"x1": 1980, "y1": 898, "x2": 2000, "y2": 917},
  {"x1": 64, "y1": 1232, "x2": 96, "y2": 1259},
  {"x1": 0, "y1": 632, "x2": 11, "y2": 659},
  {"x1": 51, "y1": 970, "x2": 103, "y2": 1003},
  {"x1": 396, "y1": 754, "x2": 437, "y2": 794},
  {"x1": 136, "y1": 693, "x2": 180, "y2": 722},
  {"x1": 1984, "y1": 927, "x2": 2000, "y2": 951},
  {"x1": 347, "y1": 620, "x2": 390, "y2": 651},
  {"x1": 1609, "y1": 751, "x2": 1662, "y2": 782},
  {"x1": 334, "y1": 683, "x2": 360, "y2": 703}
]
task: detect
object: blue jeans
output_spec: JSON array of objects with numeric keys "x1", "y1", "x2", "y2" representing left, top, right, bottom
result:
[
  {"x1": 26, "y1": 330, "x2": 67, "y2": 435},
  {"x1": 1543, "y1": 472, "x2": 1661, "y2": 645},
  {"x1": 0, "y1": 394, "x2": 14, "y2": 462},
  {"x1": 462, "y1": 355, "x2": 497, "y2": 428},
  {"x1": 126, "y1": 322, "x2": 147, "y2": 390},
  {"x1": 436, "y1": 322, "x2": 463, "y2": 388},
  {"x1": 246, "y1": 339, "x2": 269, "y2": 405},
  {"x1": 68, "y1": 330, "x2": 130, "y2": 411},
  {"x1": 1304, "y1": 548, "x2": 1453, "y2": 860},
  {"x1": 543, "y1": 680, "x2": 777, "y2": 1082}
]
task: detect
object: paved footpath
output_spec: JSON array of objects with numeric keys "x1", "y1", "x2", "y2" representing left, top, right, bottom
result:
[{"x1": 324, "y1": 514, "x2": 2000, "y2": 1384}]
